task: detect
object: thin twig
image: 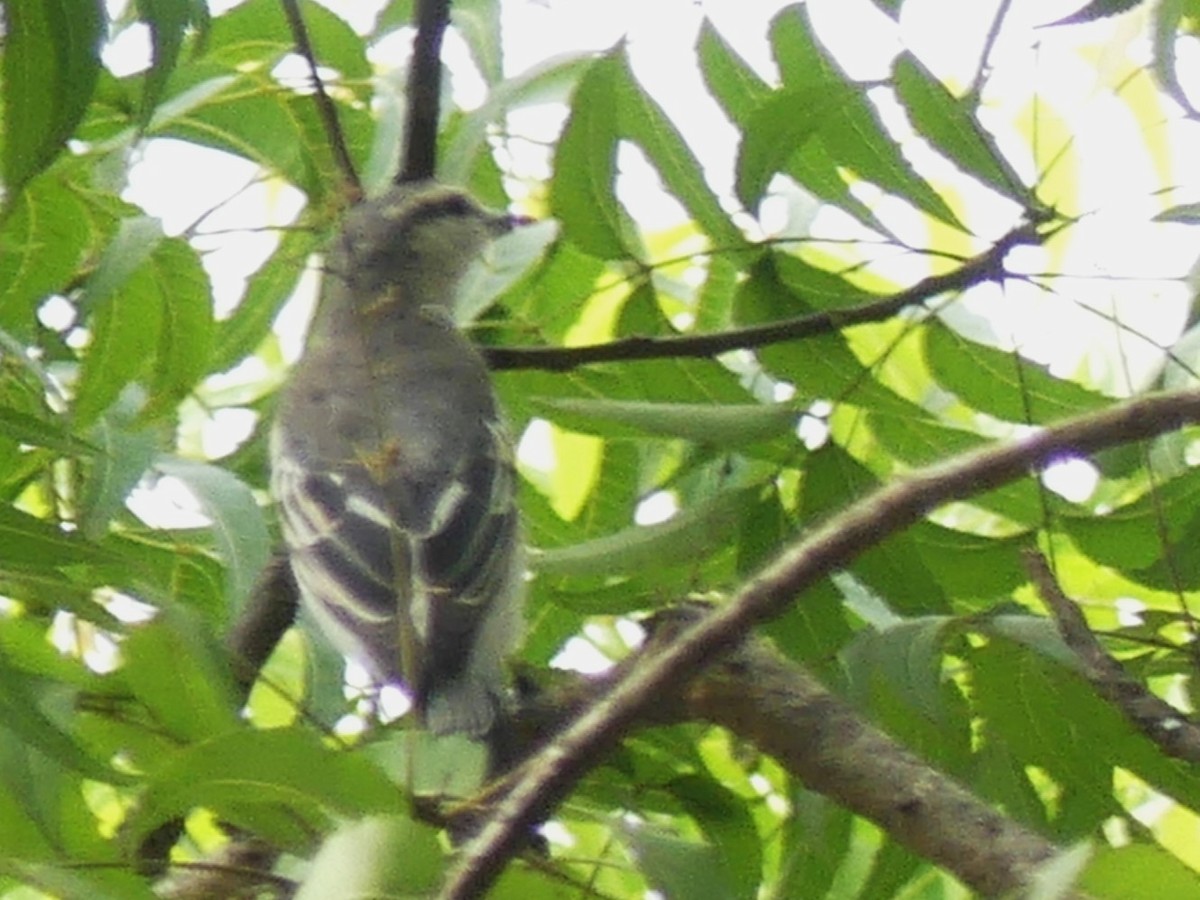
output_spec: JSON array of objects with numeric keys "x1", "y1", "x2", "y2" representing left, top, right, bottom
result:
[
  {"x1": 1023, "y1": 549, "x2": 1200, "y2": 764},
  {"x1": 440, "y1": 384, "x2": 1200, "y2": 899},
  {"x1": 485, "y1": 222, "x2": 1040, "y2": 372},
  {"x1": 280, "y1": 0, "x2": 363, "y2": 201}
]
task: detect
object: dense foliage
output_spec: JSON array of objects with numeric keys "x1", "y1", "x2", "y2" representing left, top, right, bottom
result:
[{"x1": 2, "y1": 0, "x2": 1200, "y2": 896}]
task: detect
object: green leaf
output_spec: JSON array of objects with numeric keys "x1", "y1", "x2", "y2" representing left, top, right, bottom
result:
[
  {"x1": 374, "y1": 0, "x2": 415, "y2": 35},
  {"x1": 764, "y1": 581, "x2": 855, "y2": 669},
  {"x1": 668, "y1": 774, "x2": 763, "y2": 899},
  {"x1": 777, "y1": 787, "x2": 854, "y2": 897},
  {"x1": 0, "y1": 171, "x2": 94, "y2": 334},
  {"x1": 864, "y1": 410, "x2": 1044, "y2": 523},
  {"x1": 121, "y1": 612, "x2": 239, "y2": 744},
  {"x1": 1047, "y1": 0, "x2": 1145, "y2": 25},
  {"x1": 72, "y1": 228, "x2": 213, "y2": 426},
  {"x1": 859, "y1": 839, "x2": 923, "y2": 899},
  {"x1": 79, "y1": 216, "x2": 165, "y2": 308},
  {"x1": 458, "y1": 220, "x2": 558, "y2": 325},
  {"x1": 0, "y1": 861, "x2": 154, "y2": 900},
  {"x1": 151, "y1": 67, "x2": 312, "y2": 195},
  {"x1": 772, "y1": 251, "x2": 871, "y2": 310},
  {"x1": 534, "y1": 488, "x2": 749, "y2": 577},
  {"x1": 73, "y1": 217, "x2": 167, "y2": 426},
  {"x1": 285, "y1": 90, "x2": 375, "y2": 200},
  {"x1": 551, "y1": 54, "x2": 633, "y2": 259},
  {"x1": 440, "y1": 52, "x2": 593, "y2": 186},
  {"x1": 736, "y1": 85, "x2": 840, "y2": 210},
  {"x1": 975, "y1": 614, "x2": 1078, "y2": 671},
  {"x1": 533, "y1": 397, "x2": 801, "y2": 446},
  {"x1": 1154, "y1": 201, "x2": 1200, "y2": 224},
  {"x1": 110, "y1": 532, "x2": 227, "y2": 621},
  {"x1": 1059, "y1": 465, "x2": 1200, "y2": 589},
  {"x1": 365, "y1": 731, "x2": 488, "y2": 799},
  {"x1": 1, "y1": 0, "x2": 104, "y2": 195},
  {"x1": 451, "y1": 0, "x2": 503, "y2": 84},
  {"x1": 152, "y1": 456, "x2": 271, "y2": 609},
  {"x1": 0, "y1": 655, "x2": 115, "y2": 783},
  {"x1": 495, "y1": 239, "x2": 607, "y2": 346},
  {"x1": 0, "y1": 406, "x2": 97, "y2": 456},
  {"x1": 1080, "y1": 844, "x2": 1200, "y2": 899},
  {"x1": 801, "y1": 446, "x2": 951, "y2": 615},
  {"x1": 768, "y1": 7, "x2": 963, "y2": 230},
  {"x1": 213, "y1": 227, "x2": 321, "y2": 373},
  {"x1": 128, "y1": 727, "x2": 398, "y2": 846},
  {"x1": 923, "y1": 322, "x2": 1112, "y2": 423},
  {"x1": 892, "y1": 54, "x2": 1028, "y2": 202},
  {"x1": 206, "y1": 0, "x2": 369, "y2": 79},
  {"x1": 617, "y1": 819, "x2": 738, "y2": 900},
  {"x1": 136, "y1": 0, "x2": 195, "y2": 123},
  {"x1": 139, "y1": 238, "x2": 214, "y2": 421},
  {"x1": 696, "y1": 20, "x2": 771, "y2": 127},
  {"x1": 297, "y1": 815, "x2": 444, "y2": 899},
  {"x1": 0, "y1": 717, "x2": 116, "y2": 868},
  {"x1": 842, "y1": 617, "x2": 955, "y2": 727},
  {"x1": 971, "y1": 636, "x2": 1200, "y2": 836},
  {"x1": 733, "y1": 257, "x2": 918, "y2": 415},
  {"x1": 78, "y1": 414, "x2": 159, "y2": 540},
  {"x1": 609, "y1": 51, "x2": 745, "y2": 249},
  {"x1": 0, "y1": 505, "x2": 117, "y2": 569},
  {"x1": 908, "y1": 523, "x2": 1027, "y2": 601}
]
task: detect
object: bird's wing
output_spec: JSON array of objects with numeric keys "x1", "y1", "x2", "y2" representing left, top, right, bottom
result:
[{"x1": 272, "y1": 411, "x2": 521, "y2": 730}]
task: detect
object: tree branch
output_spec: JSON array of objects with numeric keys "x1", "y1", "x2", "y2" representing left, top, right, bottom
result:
[
  {"x1": 1024, "y1": 549, "x2": 1200, "y2": 764},
  {"x1": 679, "y1": 613, "x2": 1066, "y2": 897},
  {"x1": 398, "y1": 0, "x2": 451, "y2": 183},
  {"x1": 279, "y1": 0, "x2": 362, "y2": 202},
  {"x1": 484, "y1": 222, "x2": 1040, "y2": 372},
  {"x1": 224, "y1": 552, "x2": 300, "y2": 697},
  {"x1": 440, "y1": 385, "x2": 1200, "y2": 898},
  {"x1": 444, "y1": 610, "x2": 1072, "y2": 897}
]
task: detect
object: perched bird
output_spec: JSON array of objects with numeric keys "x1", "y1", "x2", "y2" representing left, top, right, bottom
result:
[{"x1": 270, "y1": 182, "x2": 526, "y2": 738}]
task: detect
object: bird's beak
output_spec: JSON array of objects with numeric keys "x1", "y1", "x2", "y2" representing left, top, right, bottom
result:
[{"x1": 494, "y1": 212, "x2": 534, "y2": 234}]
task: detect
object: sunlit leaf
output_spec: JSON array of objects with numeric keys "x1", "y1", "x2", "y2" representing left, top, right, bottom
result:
[
  {"x1": 533, "y1": 397, "x2": 801, "y2": 446},
  {"x1": 893, "y1": 54, "x2": 1029, "y2": 202}
]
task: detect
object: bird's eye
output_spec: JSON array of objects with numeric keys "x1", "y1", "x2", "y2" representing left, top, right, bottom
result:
[{"x1": 440, "y1": 194, "x2": 475, "y2": 217}]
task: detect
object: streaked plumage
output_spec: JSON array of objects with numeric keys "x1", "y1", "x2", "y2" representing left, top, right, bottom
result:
[{"x1": 270, "y1": 183, "x2": 525, "y2": 737}]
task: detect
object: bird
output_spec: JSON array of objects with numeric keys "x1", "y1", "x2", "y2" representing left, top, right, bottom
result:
[{"x1": 269, "y1": 181, "x2": 526, "y2": 739}]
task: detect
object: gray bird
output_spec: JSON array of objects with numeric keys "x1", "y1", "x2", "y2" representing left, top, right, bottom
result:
[{"x1": 270, "y1": 182, "x2": 526, "y2": 738}]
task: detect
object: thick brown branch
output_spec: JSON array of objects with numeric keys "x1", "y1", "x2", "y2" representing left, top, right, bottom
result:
[
  {"x1": 1024, "y1": 549, "x2": 1200, "y2": 764},
  {"x1": 398, "y1": 0, "x2": 451, "y2": 183},
  {"x1": 685, "y1": 621, "x2": 1063, "y2": 897},
  {"x1": 451, "y1": 612, "x2": 1067, "y2": 897},
  {"x1": 280, "y1": 0, "x2": 362, "y2": 201},
  {"x1": 484, "y1": 222, "x2": 1040, "y2": 372},
  {"x1": 440, "y1": 385, "x2": 1200, "y2": 899}
]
